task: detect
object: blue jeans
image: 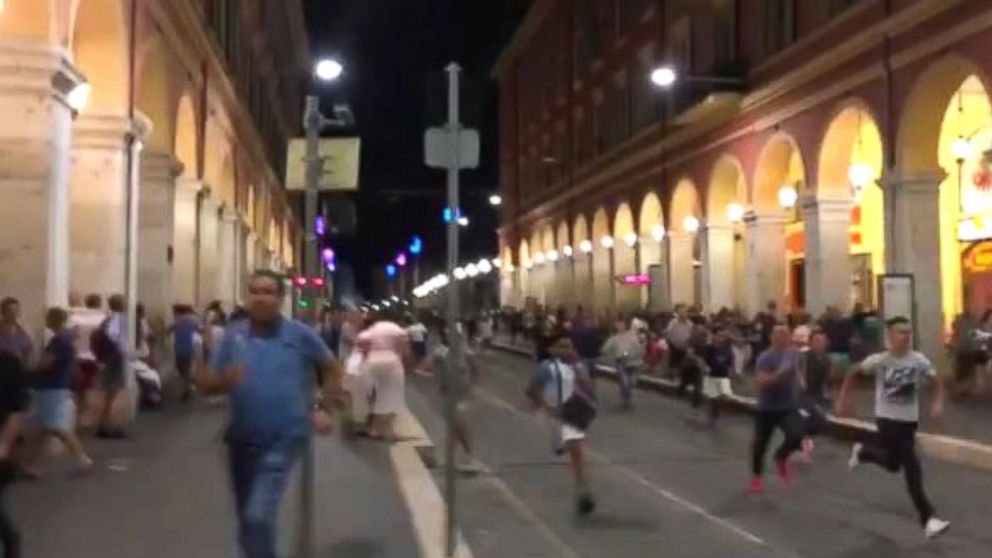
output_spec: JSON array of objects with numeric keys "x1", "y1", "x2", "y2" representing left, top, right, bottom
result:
[{"x1": 228, "y1": 434, "x2": 303, "y2": 558}]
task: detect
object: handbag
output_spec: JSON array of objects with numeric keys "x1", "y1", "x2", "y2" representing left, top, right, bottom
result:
[{"x1": 554, "y1": 361, "x2": 597, "y2": 430}]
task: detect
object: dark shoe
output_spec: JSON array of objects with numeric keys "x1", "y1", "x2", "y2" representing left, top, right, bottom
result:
[
  {"x1": 96, "y1": 428, "x2": 128, "y2": 440},
  {"x1": 576, "y1": 493, "x2": 596, "y2": 516}
]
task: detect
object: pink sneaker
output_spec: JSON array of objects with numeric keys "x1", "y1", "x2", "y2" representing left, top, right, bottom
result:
[
  {"x1": 747, "y1": 477, "x2": 764, "y2": 494},
  {"x1": 776, "y1": 459, "x2": 793, "y2": 486}
]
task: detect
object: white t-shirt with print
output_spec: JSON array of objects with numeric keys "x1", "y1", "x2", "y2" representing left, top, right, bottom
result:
[
  {"x1": 859, "y1": 350, "x2": 935, "y2": 423},
  {"x1": 407, "y1": 323, "x2": 428, "y2": 343}
]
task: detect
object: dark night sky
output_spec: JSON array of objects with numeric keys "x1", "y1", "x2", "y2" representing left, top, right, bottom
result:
[{"x1": 302, "y1": 0, "x2": 528, "y2": 299}]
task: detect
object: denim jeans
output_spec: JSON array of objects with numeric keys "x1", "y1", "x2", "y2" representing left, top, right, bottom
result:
[{"x1": 228, "y1": 434, "x2": 303, "y2": 558}]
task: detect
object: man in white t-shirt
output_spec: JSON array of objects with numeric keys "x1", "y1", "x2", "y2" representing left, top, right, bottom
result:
[
  {"x1": 406, "y1": 318, "x2": 429, "y2": 369},
  {"x1": 836, "y1": 316, "x2": 949, "y2": 539}
]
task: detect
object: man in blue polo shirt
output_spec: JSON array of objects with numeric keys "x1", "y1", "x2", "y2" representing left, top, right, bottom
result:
[{"x1": 197, "y1": 270, "x2": 342, "y2": 558}]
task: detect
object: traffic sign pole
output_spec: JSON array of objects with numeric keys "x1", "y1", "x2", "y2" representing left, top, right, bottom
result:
[{"x1": 443, "y1": 62, "x2": 462, "y2": 558}]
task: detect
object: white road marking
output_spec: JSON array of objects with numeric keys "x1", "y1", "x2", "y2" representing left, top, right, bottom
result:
[{"x1": 477, "y1": 386, "x2": 808, "y2": 557}]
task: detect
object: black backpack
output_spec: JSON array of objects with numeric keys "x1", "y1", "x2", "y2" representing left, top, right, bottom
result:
[{"x1": 90, "y1": 318, "x2": 120, "y2": 364}]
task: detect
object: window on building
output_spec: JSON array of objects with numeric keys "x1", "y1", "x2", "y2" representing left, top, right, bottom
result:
[
  {"x1": 668, "y1": 17, "x2": 692, "y2": 74},
  {"x1": 713, "y1": 0, "x2": 737, "y2": 65},
  {"x1": 631, "y1": 44, "x2": 661, "y2": 133},
  {"x1": 620, "y1": 0, "x2": 654, "y2": 34},
  {"x1": 604, "y1": 70, "x2": 629, "y2": 148},
  {"x1": 764, "y1": 0, "x2": 796, "y2": 55}
]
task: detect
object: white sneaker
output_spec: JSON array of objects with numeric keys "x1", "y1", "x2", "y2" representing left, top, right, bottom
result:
[
  {"x1": 848, "y1": 443, "x2": 863, "y2": 471},
  {"x1": 924, "y1": 517, "x2": 950, "y2": 539}
]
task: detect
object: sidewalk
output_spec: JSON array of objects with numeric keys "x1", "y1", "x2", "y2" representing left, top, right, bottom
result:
[
  {"x1": 10, "y1": 402, "x2": 427, "y2": 558},
  {"x1": 491, "y1": 336, "x2": 992, "y2": 472}
]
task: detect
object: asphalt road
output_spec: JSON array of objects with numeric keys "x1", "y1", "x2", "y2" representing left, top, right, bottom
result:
[
  {"x1": 408, "y1": 350, "x2": 992, "y2": 558},
  {"x1": 9, "y1": 402, "x2": 421, "y2": 558}
]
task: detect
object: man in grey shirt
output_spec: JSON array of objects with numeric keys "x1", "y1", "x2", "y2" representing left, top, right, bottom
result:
[{"x1": 836, "y1": 316, "x2": 949, "y2": 539}]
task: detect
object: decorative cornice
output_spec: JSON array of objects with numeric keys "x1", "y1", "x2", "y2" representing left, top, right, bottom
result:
[{"x1": 0, "y1": 39, "x2": 82, "y2": 111}]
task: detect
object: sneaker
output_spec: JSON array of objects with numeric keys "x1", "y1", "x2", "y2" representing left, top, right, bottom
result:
[
  {"x1": 747, "y1": 477, "x2": 764, "y2": 494},
  {"x1": 576, "y1": 493, "x2": 596, "y2": 516},
  {"x1": 924, "y1": 517, "x2": 950, "y2": 539},
  {"x1": 776, "y1": 459, "x2": 793, "y2": 485},
  {"x1": 848, "y1": 443, "x2": 863, "y2": 471}
]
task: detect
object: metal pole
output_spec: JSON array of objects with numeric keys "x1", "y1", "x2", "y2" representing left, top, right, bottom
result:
[
  {"x1": 443, "y1": 62, "x2": 462, "y2": 558},
  {"x1": 298, "y1": 94, "x2": 323, "y2": 558}
]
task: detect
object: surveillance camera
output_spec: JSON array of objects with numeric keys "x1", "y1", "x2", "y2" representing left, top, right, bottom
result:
[{"x1": 332, "y1": 104, "x2": 355, "y2": 127}]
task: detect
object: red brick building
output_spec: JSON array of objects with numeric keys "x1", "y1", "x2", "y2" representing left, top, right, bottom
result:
[{"x1": 493, "y1": 0, "x2": 992, "y2": 358}]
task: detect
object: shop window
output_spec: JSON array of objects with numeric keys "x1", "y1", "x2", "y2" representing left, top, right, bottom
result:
[{"x1": 763, "y1": 0, "x2": 796, "y2": 55}]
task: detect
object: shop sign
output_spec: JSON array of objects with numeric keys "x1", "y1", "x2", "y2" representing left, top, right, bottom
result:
[
  {"x1": 617, "y1": 274, "x2": 651, "y2": 286},
  {"x1": 963, "y1": 242, "x2": 992, "y2": 273},
  {"x1": 958, "y1": 215, "x2": 992, "y2": 242}
]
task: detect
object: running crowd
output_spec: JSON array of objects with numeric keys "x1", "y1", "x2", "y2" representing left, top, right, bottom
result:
[{"x1": 491, "y1": 300, "x2": 952, "y2": 539}]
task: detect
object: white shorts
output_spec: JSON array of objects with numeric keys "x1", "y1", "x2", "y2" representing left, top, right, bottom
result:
[
  {"x1": 703, "y1": 377, "x2": 733, "y2": 399},
  {"x1": 364, "y1": 351, "x2": 406, "y2": 415},
  {"x1": 558, "y1": 423, "x2": 585, "y2": 447}
]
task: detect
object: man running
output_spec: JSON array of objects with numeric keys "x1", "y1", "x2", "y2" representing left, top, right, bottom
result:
[
  {"x1": 749, "y1": 324, "x2": 804, "y2": 493},
  {"x1": 700, "y1": 326, "x2": 735, "y2": 425},
  {"x1": 797, "y1": 329, "x2": 835, "y2": 460},
  {"x1": 527, "y1": 333, "x2": 597, "y2": 516},
  {"x1": 600, "y1": 317, "x2": 645, "y2": 409},
  {"x1": 197, "y1": 270, "x2": 343, "y2": 558},
  {"x1": 835, "y1": 316, "x2": 950, "y2": 539}
]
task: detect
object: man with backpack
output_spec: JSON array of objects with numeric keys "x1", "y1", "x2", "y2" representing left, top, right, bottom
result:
[{"x1": 92, "y1": 294, "x2": 128, "y2": 439}]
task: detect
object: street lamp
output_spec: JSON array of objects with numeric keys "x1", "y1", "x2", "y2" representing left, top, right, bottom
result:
[
  {"x1": 479, "y1": 259, "x2": 493, "y2": 274},
  {"x1": 547, "y1": 249, "x2": 560, "y2": 262},
  {"x1": 727, "y1": 203, "x2": 745, "y2": 223},
  {"x1": 579, "y1": 240, "x2": 593, "y2": 253},
  {"x1": 67, "y1": 81, "x2": 91, "y2": 111},
  {"x1": 315, "y1": 58, "x2": 344, "y2": 82},
  {"x1": 457, "y1": 216, "x2": 469, "y2": 227},
  {"x1": 534, "y1": 251, "x2": 545, "y2": 265},
  {"x1": 562, "y1": 245, "x2": 574, "y2": 257},
  {"x1": 491, "y1": 258, "x2": 502, "y2": 268},
  {"x1": 489, "y1": 194, "x2": 503, "y2": 206},
  {"x1": 683, "y1": 216, "x2": 700, "y2": 233},
  {"x1": 466, "y1": 263, "x2": 479, "y2": 277},
  {"x1": 650, "y1": 66, "x2": 678, "y2": 88},
  {"x1": 454, "y1": 267, "x2": 467, "y2": 280},
  {"x1": 624, "y1": 232, "x2": 638, "y2": 247},
  {"x1": 600, "y1": 235, "x2": 615, "y2": 249},
  {"x1": 650, "y1": 64, "x2": 745, "y2": 88},
  {"x1": 651, "y1": 224, "x2": 666, "y2": 241},
  {"x1": 778, "y1": 185, "x2": 798, "y2": 209}
]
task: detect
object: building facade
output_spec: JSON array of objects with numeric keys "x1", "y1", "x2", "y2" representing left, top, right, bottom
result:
[
  {"x1": 494, "y1": 0, "x2": 992, "y2": 358},
  {"x1": 0, "y1": 0, "x2": 306, "y2": 333}
]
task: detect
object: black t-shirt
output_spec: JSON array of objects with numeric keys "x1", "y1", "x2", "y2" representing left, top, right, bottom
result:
[
  {"x1": 0, "y1": 352, "x2": 30, "y2": 431},
  {"x1": 701, "y1": 344, "x2": 734, "y2": 378},
  {"x1": 803, "y1": 351, "x2": 832, "y2": 400}
]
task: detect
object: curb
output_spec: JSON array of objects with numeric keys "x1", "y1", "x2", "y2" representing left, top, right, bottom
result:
[
  {"x1": 392, "y1": 410, "x2": 475, "y2": 558},
  {"x1": 491, "y1": 342, "x2": 992, "y2": 472}
]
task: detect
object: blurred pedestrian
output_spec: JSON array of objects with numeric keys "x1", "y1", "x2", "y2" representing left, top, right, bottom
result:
[
  {"x1": 69, "y1": 294, "x2": 104, "y2": 429},
  {"x1": 836, "y1": 316, "x2": 950, "y2": 539},
  {"x1": 196, "y1": 270, "x2": 342, "y2": 558},
  {"x1": 171, "y1": 305, "x2": 200, "y2": 402},
  {"x1": 0, "y1": 298, "x2": 32, "y2": 365},
  {"x1": 700, "y1": 326, "x2": 735, "y2": 425},
  {"x1": 94, "y1": 294, "x2": 128, "y2": 439},
  {"x1": 22, "y1": 308, "x2": 92, "y2": 478},
  {"x1": 0, "y1": 349, "x2": 29, "y2": 557},
  {"x1": 358, "y1": 319, "x2": 411, "y2": 441},
  {"x1": 748, "y1": 324, "x2": 804, "y2": 493}
]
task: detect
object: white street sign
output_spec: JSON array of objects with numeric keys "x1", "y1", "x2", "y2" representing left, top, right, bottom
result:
[{"x1": 425, "y1": 127, "x2": 480, "y2": 169}]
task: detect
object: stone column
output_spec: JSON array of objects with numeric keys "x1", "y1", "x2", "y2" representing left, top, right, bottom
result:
[
  {"x1": 668, "y1": 232, "x2": 696, "y2": 306},
  {"x1": 884, "y1": 171, "x2": 945, "y2": 360},
  {"x1": 197, "y1": 193, "x2": 220, "y2": 308},
  {"x1": 216, "y1": 206, "x2": 240, "y2": 310},
  {"x1": 802, "y1": 196, "x2": 853, "y2": 316},
  {"x1": 0, "y1": 42, "x2": 81, "y2": 335},
  {"x1": 245, "y1": 231, "x2": 258, "y2": 274},
  {"x1": 138, "y1": 151, "x2": 181, "y2": 323},
  {"x1": 70, "y1": 112, "x2": 132, "y2": 300},
  {"x1": 702, "y1": 224, "x2": 736, "y2": 311},
  {"x1": 745, "y1": 211, "x2": 788, "y2": 316},
  {"x1": 172, "y1": 178, "x2": 201, "y2": 306}
]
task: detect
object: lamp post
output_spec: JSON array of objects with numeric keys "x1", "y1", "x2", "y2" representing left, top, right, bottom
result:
[{"x1": 299, "y1": 57, "x2": 347, "y2": 558}]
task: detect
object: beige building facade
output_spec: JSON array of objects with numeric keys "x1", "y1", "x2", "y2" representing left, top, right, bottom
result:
[{"x1": 0, "y1": 0, "x2": 306, "y2": 335}]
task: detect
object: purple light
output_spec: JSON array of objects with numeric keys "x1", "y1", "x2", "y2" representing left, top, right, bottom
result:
[
  {"x1": 326, "y1": 262, "x2": 337, "y2": 273},
  {"x1": 315, "y1": 216, "x2": 326, "y2": 236},
  {"x1": 396, "y1": 253, "x2": 408, "y2": 267},
  {"x1": 321, "y1": 248, "x2": 335, "y2": 263}
]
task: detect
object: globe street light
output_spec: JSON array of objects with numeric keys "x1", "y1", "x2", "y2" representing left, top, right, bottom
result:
[
  {"x1": 727, "y1": 203, "x2": 745, "y2": 223},
  {"x1": 651, "y1": 66, "x2": 678, "y2": 88},
  {"x1": 315, "y1": 58, "x2": 344, "y2": 82},
  {"x1": 778, "y1": 185, "x2": 799, "y2": 209},
  {"x1": 683, "y1": 216, "x2": 700, "y2": 233},
  {"x1": 563, "y1": 245, "x2": 574, "y2": 257},
  {"x1": 489, "y1": 194, "x2": 503, "y2": 206},
  {"x1": 579, "y1": 240, "x2": 594, "y2": 253},
  {"x1": 651, "y1": 224, "x2": 666, "y2": 241},
  {"x1": 67, "y1": 81, "x2": 91, "y2": 112}
]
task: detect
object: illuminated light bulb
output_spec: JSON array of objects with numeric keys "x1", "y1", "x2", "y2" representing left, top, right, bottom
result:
[
  {"x1": 727, "y1": 203, "x2": 745, "y2": 223},
  {"x1": 683, "y1": 216, "x2": 700, "y2": 233},
  {"x1": 651, "y1": 224, "x2": 666, "y2": 241}
]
